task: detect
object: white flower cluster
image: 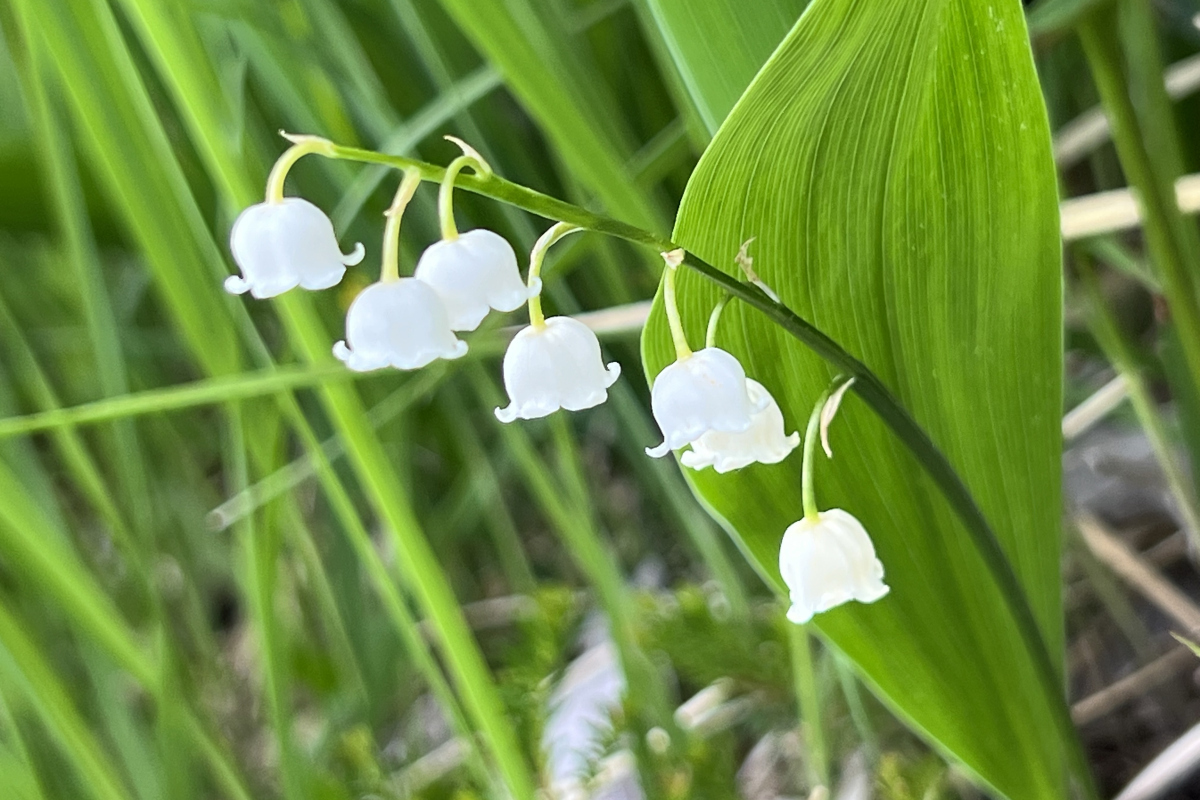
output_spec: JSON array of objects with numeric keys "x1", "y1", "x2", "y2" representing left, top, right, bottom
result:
[
  {"x1": 224, "y1": 139, "x2": 888, "y2": 626},
  {"x1": 224, "y1": 165, "x2": 620, "y2": 421},
  {"x1": 646, "y1": 251, "x2": 888, "y2": 624}
]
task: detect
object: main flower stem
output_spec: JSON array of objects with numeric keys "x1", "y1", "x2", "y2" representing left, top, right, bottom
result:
[
  {"x1": 312, "y1": 138, "x2": 1094, "y2": 796},
  {"x1": 801, "y1": 390, "x2": 828, "y2": 523},
  {"x1": 380, "y1": 169, "x2": 422, "y2": 283},
  {"x1": 526, "y1": 222, "x2": 580, "y2": 329}
]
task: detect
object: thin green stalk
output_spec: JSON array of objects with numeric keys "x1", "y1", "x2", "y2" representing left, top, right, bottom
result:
[
  {"x1": 801, "y1": 391, "x2": 828, "y2": 523},
  {"x1": 380, "y1": 169, "x2": 423, "y2": 282},
  {"x1": 283, "y1": 503, "x2": 371, "y2": 705},
  {"x1": 834, "y1": 656, "x2": 877, "y2": 764},
  {"x1": 312, "y1": 139, "x2": 1092, "y2": 795},
  {"x1": 0, "y1": 364, "x2": 354, "y2": 439},
  {"x1": 526, "y1": 223, "x2": 582, "y2": 329},
  {"x1": 208, "y1": 367, "x2": 451, "y2": 530},
  {"x1": 285, "y1": 337, "x2": 535, "y2": 797},
  {"x1": 789, "y1": 626, "x2": 828, "y2": 787},
  {"x1": 0, "y1": 458, "x2": 255, "y2": 800},
  {"x1": 0, "y1": 675, "x2": 49, "y2": 800},
  {"x1": 226, "y1": 409, "x2": 305, "y2": 800},
  {"x1": 0, "y1": 294, "x2": 150, "y2": 597},
  {"x1": 1077, "y1": 13, "x2": 1200, "y2": 397},
  {"x1": 1077, "y1": 255, "x2": 1200, "y2": 553},
  {"x1": 13, "y1": 21, "x2": 152, "y2": 548},
  {"x1": 280, "y1": 396, "x2": 497, "y2": 797},
  {"x1": 473, "y1": 368, "x2": 674, "y2": 726},
  {"x1": 441, "y1": 396, "x2": 537, "y2": 593},
  {"x1": 0, "y1": 603, "x2": 131, "y2": 800}
]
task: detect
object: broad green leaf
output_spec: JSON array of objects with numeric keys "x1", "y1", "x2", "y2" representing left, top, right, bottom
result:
[
  {"x1": 642, "y1": 1, "x2": 1066, "y2": 797},
  {"x1": 638, "y1": 0, "x2": 808, "y2": 133}
]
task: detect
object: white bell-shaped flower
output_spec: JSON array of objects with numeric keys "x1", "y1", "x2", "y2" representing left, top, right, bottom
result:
[
  {"x1": 332, "y1": 278, "x2": 467, "y2": 372},
  {"x1": 226, "y1": 198, "x2": 364, "y2": 298},
  {"x1": 414, "y1": 229, "x2": 536, "y2": 331},
  {"x1": 681, "y1": 379, "x2": 799, "y2": 473},
  {"x1": 779, "y1": 509, "x2": 889, "y2": 624},
  {"x1": 495, "y1": 317, "x2": 621, "y2": 422},
  {"x1": 646, "y1": 348, "x2": 767, "y2": 458}
]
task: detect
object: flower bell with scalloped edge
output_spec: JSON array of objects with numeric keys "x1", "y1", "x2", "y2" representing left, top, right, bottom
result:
[
  {"x1": 333, "y1": 278, "x2": 466, "y2": 371},
  {"x1": 681, "y1": 379, "x2": 799, "y2": 472},
  {"x1": 645, "y1": 250, "x2": 766, "y2": 458},
  {"x1": 226, "y1": 136, "x2": 363, "y2": 299},
  {"x1": 780, "y1": 379, "x2": 888, "y2": 624},
  {"x1": 495, "y1": 223, "x2": 620, "y2": 422},
  {"x1": 780, "y1": 509, "x2": 888, "y2": 624},
  {"x1": 333, "y1": 170, "x2": 466, "y2": 372},
  {"x1": 414, "y1": 137, "x2": 537, "y2": 331},
  {"x1": 678, "y1": 295, "x2": 798, "y2": 472},
  {"x1": 415, "y1": 229, "x2": 534, "y2": 331},
  {"x1": 496, "y1": 316, "x2": 620, "y2": 421}
]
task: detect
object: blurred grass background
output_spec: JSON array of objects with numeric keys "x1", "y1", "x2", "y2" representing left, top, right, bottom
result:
[{"x1": 1, "y1": 0, "x2": 1200, "y2": 798}]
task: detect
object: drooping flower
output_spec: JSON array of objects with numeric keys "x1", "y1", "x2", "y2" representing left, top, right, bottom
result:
[
  {"x1": 226, "y1": 197, "x2": 364, "y2": 299},
  {"x1": 779, "y1": 509, "x2": 889, "y2": 624},
  {"x1": 680, "y1": 379, "x2": 799, "y2": 473},
  {"x1": 333, "y1": 278, "x2": 466, "y2": 371},
  {"x1": 496, "y1": 316, "x2": 621, "y2": 422},
  {"x1": 645, "y1": 348, "x2": 767, "y2": 458},
  {"x1": 414, "y1": 229, "x2": 536, "y2": 331}
]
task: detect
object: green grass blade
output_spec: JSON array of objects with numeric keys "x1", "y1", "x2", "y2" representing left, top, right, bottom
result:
[
  {"x1": 434, "y1": 0, "x2": 667, "y2": 231},
  {"x1": 0, "y1": 604, "x2": 131, "y2": 800},
  {"x1": 637, "y1": 0, "x2": 808, "y2": 133}
]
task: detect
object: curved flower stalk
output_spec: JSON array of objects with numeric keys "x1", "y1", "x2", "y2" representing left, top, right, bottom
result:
[
  {"x1": 496, "y1": 223, "x2": 620, "y2": 422},
  {"x1": 226, "y1": 134, "x2": 363, "y2": 298},
  {"x1": 333, "y1": 170, "x2": 466, "y2": 372},
  {"x1": 646, "y1": 250, "x2": 765, "y2": 458},
  {"x1": 681, "y1": 295, "x2": 799, "y2": 472},
  {"x1": 780, "y1": 379, "x2": 888, "y2": 623},
  {"x1": 414, "y1": 138, "x2": 535, "y2": 331}
]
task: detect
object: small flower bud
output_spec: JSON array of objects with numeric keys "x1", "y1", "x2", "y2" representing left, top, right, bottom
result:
[
  {"x1": 681, "y1": 379, "x2": 799, "y2": 472},
  {"x1": 414, "y1": 229, "x2": 536, "y2": 331},
  {"x1": 779, "y1": 509, "x2": 889, "y2": 624},
  {"x1": 226, "y1": 198, "x2": 363, "y2": 298},
  {"x1": 332, "y1": 278, "x2": 466, "y2": 372},
  {"x1": 495, "y1": 316, "x2": 620, "y2": 422}
]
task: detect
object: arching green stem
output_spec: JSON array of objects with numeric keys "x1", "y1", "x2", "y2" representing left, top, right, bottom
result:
[
  {"x1": 380, "y1": 169, "x2": 422, "y2": 283},
  {"x1": 801, "y1": 389, "x2": 828, "y2": 522},
  {"x1": 265, "y1": 134, "x2": 334, "y2": 204},
  {"x1": 705, "y1": 294, "x2": 732, "y2": 349},
  {"x1": 526, "y1": 223, "x2": 581, "y2": 329},
  {"x1": 661, "y1": 250, "x2": 692, "y2": 361}
]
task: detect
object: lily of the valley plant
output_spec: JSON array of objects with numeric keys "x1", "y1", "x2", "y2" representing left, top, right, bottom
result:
[{"x1": 225, "y1": 133, "x2": 891, "y2": 626}]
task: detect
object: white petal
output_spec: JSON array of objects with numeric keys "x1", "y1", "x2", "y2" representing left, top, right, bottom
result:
[
  {"x1": 334, "y1": 279, "x2": 467, "y2": 372},
  {"x1": 414, "y1": 229, "x2": 534, "y2": 331},
  {"x1": 779, "y1": 509, "x2": 889, "y2": 624},
  {"x1": 494, "y1": 316, "x2": 620, "y2": 422},
  {"x1": 681, "y1": 380, "x2": 799, "y2": 473},
  {"x1": 647, "y1": 348, "x2": 755, "y2": 455},
  {"x1": 227, "y1": 198, "x2": 357, "y2": 298}
]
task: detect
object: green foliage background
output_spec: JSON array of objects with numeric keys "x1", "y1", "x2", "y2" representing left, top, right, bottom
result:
[{"x1": 0, "y1": 0, "x2": 1197, "y2": 798}]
